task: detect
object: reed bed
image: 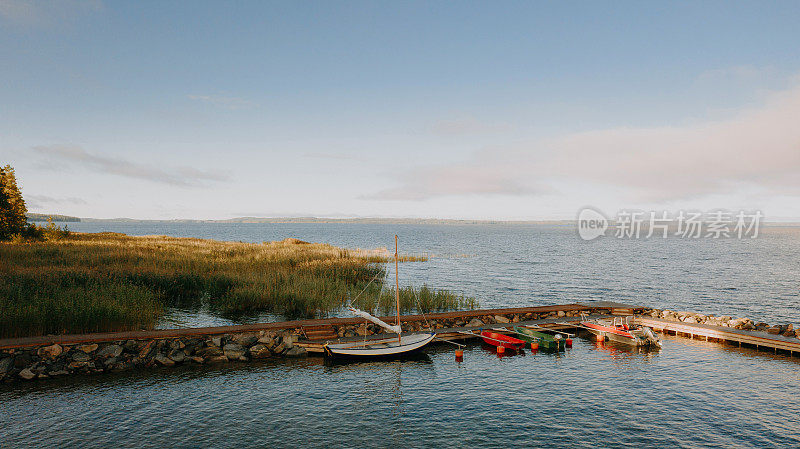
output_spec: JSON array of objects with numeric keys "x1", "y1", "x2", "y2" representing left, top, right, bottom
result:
[{"x1": 0, "y1": 233, "x2": 476, "y2": 338}]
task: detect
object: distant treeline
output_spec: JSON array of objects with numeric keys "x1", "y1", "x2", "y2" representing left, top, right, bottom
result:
[{"x1": 26, "y1": 213, "x2": 81, "y2": 222}]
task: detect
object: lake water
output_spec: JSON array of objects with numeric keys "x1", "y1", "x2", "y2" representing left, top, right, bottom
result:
[{"x1": 4, "y1": 222, "x2": 799, "y2": 448}]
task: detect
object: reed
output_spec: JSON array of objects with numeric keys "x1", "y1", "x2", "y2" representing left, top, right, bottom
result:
[{"x1": 0, "y1": 232, "x2": 477, "y2": 338}]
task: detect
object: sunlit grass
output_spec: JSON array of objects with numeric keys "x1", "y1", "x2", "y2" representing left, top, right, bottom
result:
[{"x1": 0, "y1": 232, "x2": 477, "y2": 338}]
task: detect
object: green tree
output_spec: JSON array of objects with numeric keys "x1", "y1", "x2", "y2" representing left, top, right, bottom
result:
[{"x1": 0, "y1": 164, "x2": 28, "y2": 240}]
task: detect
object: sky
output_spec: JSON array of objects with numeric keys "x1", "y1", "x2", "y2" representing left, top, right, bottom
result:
[{"x1": 2, "y1": 0, "x2": 800, "y2": 220}]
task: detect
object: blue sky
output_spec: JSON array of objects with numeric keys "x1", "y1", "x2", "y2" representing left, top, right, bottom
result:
[{"x1": 3, "y1": 1, "x2": 800, "y2": 219}]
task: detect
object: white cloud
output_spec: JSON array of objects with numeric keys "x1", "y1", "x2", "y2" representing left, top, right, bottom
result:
[
  {"x1": 31, "y1": 145, "x2": 230, "y2": 187},
  {"x1": 373, "y1": 82, "x2": 800, "y2": 203}
]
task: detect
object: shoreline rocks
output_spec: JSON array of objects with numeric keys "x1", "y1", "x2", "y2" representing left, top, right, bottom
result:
[{"x1": 0, "y1": 329, "x2": 306, "y2": 383}]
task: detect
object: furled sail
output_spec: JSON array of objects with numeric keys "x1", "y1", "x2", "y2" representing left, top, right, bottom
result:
[{"x1": 349, "y1": 307, "x2": 402, "y2": 335}]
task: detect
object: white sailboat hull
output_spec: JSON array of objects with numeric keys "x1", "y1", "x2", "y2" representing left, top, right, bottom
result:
[{"x1": 324, "y1": 332, "x2": 436, "y2": 357}]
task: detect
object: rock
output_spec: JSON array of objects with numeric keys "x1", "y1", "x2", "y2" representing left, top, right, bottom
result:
[
  {"x1": 742, "y1": 322, "x2": 755, "y2": 330},
  {"x1": 205, "y1": 355, "x2": 228, "y2": 364},
  {"x1": 210, "y1": 336, "x2": 223, "y2": 347},
  {"x1": 154, "y1": 354, "x2": 175, "y2": 366},
  {"x1": 168, "y1": 350, "x2": 186, "y2": 363},
  {"x1": 223, "y1": 343, "x2": 245, "y2": 359},
  {"x1": 511, "y1": 315, "x2": 520, "y2": 323},
  {"x1": 467, "y1": 318, "x2": 484, "y2": 328},
  {"x1": 282, "y1": 334, "x2": 294, "y2": 349},
  {"x1": 683, "y1": 316, "x2": 698, "y2": 324},
  {"x1": 284, "y1": 346, "x2": 307, "y2": 357},
  {"x1": 138, "y1": 340, "x2": 156, "y2": 358},
  {"x1": 71, "y1": 352, "x2": 91, "y2": 362},
  {"x1": 38, "y1": 344, "x2": 63, "y2": 359},
  {"x1": 18, "y1": 368, "x2": 36, "y2": 380},
  {"x1": 48, "y1": 370, "x2": 69, "y2": 376},
  {"x1": 248, "y1": 344, "x2": 272, "y2": 359},
  {"x1": 198, "y1": 346, "x2": 224, "y2": 357},
  {"x1": 188, "y1": 356, "x2": 204, "y2": 364},
  {"x1": 257, "y1": 335, "x2": 275, "y2": 346},
  {"x1": 494, "y1": 315, "x2": 511, "y2": 323},
  {"x1": 103, "y1": 357, "x2": 118, "y2": 367},
  {"x1": 273, "y1": 342, "x2": 286, "y2": 354},
  {"x1": 123, "y1": 340, "x2": 140, "y2": 352},
  {"x1": 14, "y1": 352, "x2": 32, "y2": 368},
  {"x1": 77, "y1": 344, "x2": 99, "y2": 353},
  {"x1": 767, "y1": 326, "x2": 781, "y2": 334},
  {"x1": 557, "y1": 311, "x2": 566, "y2": 318},
  {"x1": 68, "y1": 361, "x2": 89, "y2": 370},
  {"x1": 0, "y1": 357, "x2": 14, "y2": 376},
  {"x1": 233, "y1": 333, "x2": 259, "y2": 347},
  {"x1": 96, "y1": 344, "x2": 123, "y2": 359}
]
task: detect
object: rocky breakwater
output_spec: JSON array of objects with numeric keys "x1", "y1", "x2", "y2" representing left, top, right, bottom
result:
[
  {"x1": 330, "y1": 309, "x2": 602, "y2": 338},
  {"x1": 0, "y1": 329, "x2": 306, "y2": 383},
  {"x1": 637, "y1": 309, "x2": 800, "y2": 340}
]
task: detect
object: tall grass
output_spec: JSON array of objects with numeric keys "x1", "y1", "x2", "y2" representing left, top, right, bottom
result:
[{"x1": 0, "y1": 233, "x2": 477, "y2": 338}]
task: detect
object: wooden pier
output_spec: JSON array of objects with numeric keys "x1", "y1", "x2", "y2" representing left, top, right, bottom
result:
[{"x1": 635, "y1": 316, "x2": 800, "y2": 357}]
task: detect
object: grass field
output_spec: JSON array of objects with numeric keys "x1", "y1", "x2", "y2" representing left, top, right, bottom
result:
[{"x1": 0, "y1": 232, "x2": 476, "y2": 338}]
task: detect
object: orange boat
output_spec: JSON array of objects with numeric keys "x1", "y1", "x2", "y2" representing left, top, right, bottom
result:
[{"x1": 480, "y1": 330, "x2": 526, "y2": 350}]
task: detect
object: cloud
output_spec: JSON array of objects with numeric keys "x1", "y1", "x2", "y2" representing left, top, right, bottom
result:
[
  {"x1": 24, "y1": 194, "x2": 86, "y2": 209},
  {"x1": 373, "y1": 82, "x2": 800, "y2": 202},
  {"x1": 187, "y1": 94, "x2": 255, "y2": 110},
  {"x1": 0, "y1": 0, "x2": 102, "y2": 27},
  {"x1": 365, "y1": 161, "x2": 542, "y2": 201},
  {"x1": 31, "y1": 145, "x2": 230, "y2": 187}
]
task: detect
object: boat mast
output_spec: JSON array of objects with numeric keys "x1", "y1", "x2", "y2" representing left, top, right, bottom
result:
[{"x1": 395, "y1": 234, "x2": 401, "y2": 343}]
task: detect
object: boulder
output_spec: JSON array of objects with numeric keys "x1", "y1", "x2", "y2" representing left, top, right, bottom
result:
[
  {"x1": 557, "y1": 311, "x2": 566, "y2": 318},
  {"x1": 138, "y1": 340, "x2": 156, "y2": 358},
  {"x1": 205, "y1": 355, "x2": 228, "y2": 364},
  {"x1": 494, "y1": 315, "x2": 511, "y2": 324},
  {"x1": 188, "y1": 356, "x2": 204, "y2": 364},
  {"x1": 154, "y1": 354, "x2": 175, "y2": 366},
  {"x1": 168, "y1": 339, "x2": 185, "y2": 351},
  {"x1": 233, "y1": 333, "x2": 259, "y2": 347},
  {"x1": 210, "y1": 336, "x2": 223, "y2": 347},
  {"x1": 14, "y1": 352, "x2": 32, "y2": 368},
  {"x1": 77, "y1": 344, "x2": 99, "y2": 353},
  {"x1": 197, "y1": 346, "x2": 224, "y2": 357},
  {"x1": 168, "y1": 350, "x2": 186, "y2": 363},
  {"x1": 467, "y1": 318, "x2": 484, "y2": 328},
  {"x1": 0, "y1": 357, "x2": 13, "y2": 376},
  {"x1": 284, "y1": 346, "x2": 307, "y2": 357},
  {"x1": 683, "y1": 316, "x2": 698, "y2": 324},
  {"x1": 257, "y1": 335, "x2": 275, "y2": 346},
  {"x1": 18, "y1": 368, "x2": 36, "y2": 380},
  {"x1": 71, "y1": 352, "x2": 91, "y2": 362},
  {"x1": 767, "y1": 326, "x2": 781, "y2": 334},
  {"x1": 38, "y1": 344, "x2": 63, "y2": 359},
  {"x1": 282, "y1": 334, "x2": 294, "y2": 349},
  {"x1": 273, "y1": 342, "x2": 286, "y2": 354},
  {"x1": 223, "y1": 343, "x2": 245, "y2": 359},
  {"x1": 248, "y1": 344, "x2": 272, "y2": 359},
  {"x1": 123, "y1": 340, "x2": 140, "y2": 352},
  {"x1": 96, "y1": 344, "x2": 123, "y2": 359}
]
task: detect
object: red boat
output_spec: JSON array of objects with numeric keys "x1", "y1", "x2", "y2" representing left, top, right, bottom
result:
[
  {"x1": 480, "y1": 330, "x2": 526, "y2": 349},
  {"x1": 580, "y1": 316, "x2": 661, "y2": 347}
]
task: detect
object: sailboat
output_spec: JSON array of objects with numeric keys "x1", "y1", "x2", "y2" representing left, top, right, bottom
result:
[{"x1": 324, "y1": 235, "x2": 436, "y2": 357}]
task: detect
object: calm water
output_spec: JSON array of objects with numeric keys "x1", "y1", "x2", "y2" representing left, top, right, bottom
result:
[
  {"x1": 2, "y1": 337, "x2": 799, "y2": 448},
  {"x1": 4, "y1": 222, "x2": 799, "y2": 447}
]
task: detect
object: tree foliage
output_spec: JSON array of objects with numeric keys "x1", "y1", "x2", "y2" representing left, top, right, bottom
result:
[{"x1": 0, "y1": 164, "x2": 29, "y2": 240}]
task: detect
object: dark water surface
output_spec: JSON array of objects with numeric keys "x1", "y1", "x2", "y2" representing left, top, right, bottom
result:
[
  {"x1": 5, "y1": 222, "x2": 798, "y2": 448},
  {"x1": 2, "y1": 337, "x2": 799, "y2": 448}
]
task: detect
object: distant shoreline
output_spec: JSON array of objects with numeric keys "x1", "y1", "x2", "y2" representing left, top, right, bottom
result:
[{"x1": 25, "y1": 213, "x2": 800, "y2": 227}]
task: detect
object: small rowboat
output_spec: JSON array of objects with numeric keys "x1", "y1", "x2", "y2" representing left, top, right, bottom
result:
[
  {"x1": 513, "y1": 326, "x2": 565, "y2": 352},
  {"x1": 480, "y1": 330, "x2": 526, "y2": 350},
  {"x1": 580, "y1": 316, "x2": 661, "y2": 347}
]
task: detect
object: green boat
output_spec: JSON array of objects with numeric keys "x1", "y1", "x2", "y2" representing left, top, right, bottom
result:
[{"x1": 513, "y1": 326, "x2": 566, "y2": 352}]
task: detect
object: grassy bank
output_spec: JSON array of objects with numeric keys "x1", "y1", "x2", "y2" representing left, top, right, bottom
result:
[{"x1": 0, "y1": 233, "x2": 476, "y2": 338}]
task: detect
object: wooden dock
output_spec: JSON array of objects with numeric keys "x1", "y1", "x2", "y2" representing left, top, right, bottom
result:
[{"x1": 635, "y1": 316, "x2": 800, "y2": 357}]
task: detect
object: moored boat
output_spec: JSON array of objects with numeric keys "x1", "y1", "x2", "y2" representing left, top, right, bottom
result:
[
  {"x1": 480, "y1": 330, "x2": 526, "y2": 350},
  {"x1": 513, "y1": 326, "x2": 566, "y2": 351},
  {"x1": 580, "y1": 315, "x2": 661, "y2": 347},
  {"x1": 324, "y1": 235, "x2": 436, "y2": 358}
]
